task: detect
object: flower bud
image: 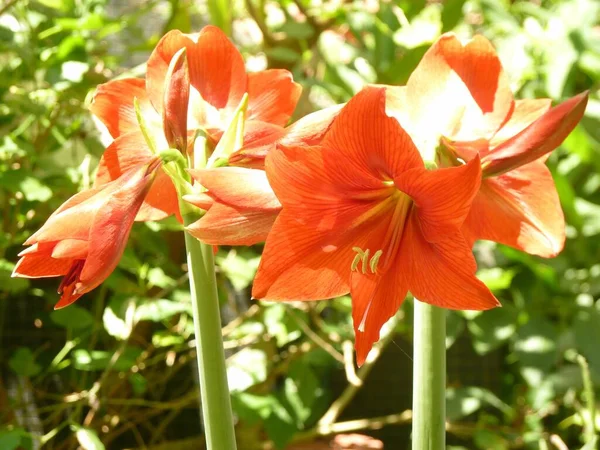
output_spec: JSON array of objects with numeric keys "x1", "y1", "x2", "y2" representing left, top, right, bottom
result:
[{"x1": 163, "y1": 47, "x2": 190, "y2": 153}]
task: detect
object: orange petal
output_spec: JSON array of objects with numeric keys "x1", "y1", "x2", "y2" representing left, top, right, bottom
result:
[
  {"x1": 191, "y1": 26, "x2": 247, "y2": 110},
  {"x1": 186, "y1": 202, "x2": 278, "y2": 246},
  {"x1": 247, "y1": 69, "x2": 302, "y2": 127},
  {"x1": 146, "y1": 30, "x2": 196, "y2": 114},
  {"x1": 188, "y1": 167, "x2": 281, "y2": 210},
  {"x1": 402, "y1": 33, "x2": 513, "y2": 142},
  {"x1": 281, "y1": 104, "x2": 343, "y2": 147},
  {"x1": 51, "y1": 239, "x2": 89, "y2": 259},
  {"x1": 162, "y1": 48, "x2": 190, "y2": 152},
  {"x1": 251, "y1": 209, "x2": 351, "y2": 300},
  {"x1": 462, "y1": 162, "x2": 565, "y2": 257},
  {"x1": 95, "y1": 131, "x2": 178, "y2": 221},
  {"x1": 489, "y1": 98, "x2": 551, "y2": 147},
  {"x1": 183, "y1": 192, "x2": 214, "y2": 210},
  {"x1": 394, "y1": 157, "x2": 482, "y2": 243},
  {"x1": 482, "y1": 92, "x2": 589, "y2": 177},
  {"x1": 228, "y1": 121, "x2": 287, "y2": 168},
  {"x1": 90, "y1": 78, "x2": 156, "y2": 138},
  {"x1": 12, "y1": 254, "x2": 74, "y2": 278},
  {"x1": 399, "y1": 213, "x2": 500, "y2": 310},
  {"x1": 351, "y1": 261, "x2": 408, "y2": 366},
  {"x1": 252, "y1": 188, "x2": 398, "y2": 301},
  {"x1": 78, "y1": 163, "x2": 158, "y2": 293},
  {"x1": 323, "y1": 87, "x2": 423, "y2": 183}
]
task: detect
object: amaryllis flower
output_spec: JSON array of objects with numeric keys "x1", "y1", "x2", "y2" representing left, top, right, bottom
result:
[
  {"x1": 252, "y1": 87, "x2": 499, "y2": 365},
  {"x1": 12, "y1": 159, "x2": 160, "y2": 309},
  {"x1": 385, "y1": 33, "x2": 588, "y2": 257},
  {"x1": 90, "y1": 25, "x2": 301, "y2": 221},
  {"x1": 185, "y1": 104, "x2": 343, "y2": 246}
]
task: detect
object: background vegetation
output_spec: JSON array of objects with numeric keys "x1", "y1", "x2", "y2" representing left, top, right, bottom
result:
[{"x1": 1, "y1": 0, "x2": 599, "y2": 448}]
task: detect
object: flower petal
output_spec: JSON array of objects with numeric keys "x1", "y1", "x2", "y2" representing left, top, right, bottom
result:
[
  {"x1": 351, "y1": 261, "x2": 408, "y2": 366},
  {"x1": 95, "y1": 131, "x2": 179, "y2": 221},
  {"x1": 90, "y1": 78, "x2": 156, "y2": 139},
  {"x1": 186, "y1": 202, "x2": 278, "y2": 246},
  {"x1": 489, "y1": 98, "x2": 551, "y2": 147},
  {"x1": 188, "y1": 167, "x2": 281, "y2": 210},
  {"x1": 247, "y1": 69, "x2": 302, "y2": 126},
  {"x1": 323, "y1": 87, "x2": 423, "y2": 185},
  {"x1": 399, "y1": 213, "x2": 500, "y2": 310},
  {"x1": 394, "y1": 157, "x2": 482, "y2": 243},
  {"x1": 399, "y1": 33, "x2": 513, "y2": 144},
  {"x1": 281, "y1": 104, "x2": 343, "y2": 147},
  {"x1": 78, "y1": 163, "x2": 158, "y2": 293},
  {"x1": 482, "y1": 92, "x2": 589, "y2": 177},
  {"x1": 462, "y1": 162, "x2": 565, "y2": 257},
  {"x1": 227, "y1": 120, "x2": 287, "y2": 168},
  {"x1": 12, "y1": 254, "x2": 74, "y2": 278}
]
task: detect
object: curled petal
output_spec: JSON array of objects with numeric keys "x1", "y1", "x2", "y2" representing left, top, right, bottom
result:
[
  {"x1": 90, "y1": 78, "x2": 155, "y2": 138},
  {"x1": 463, "y1": 162, "x2": 565, "y2": 257},
  {"x1": 187, "y1": 203, "x2": 278, "y2": 246},
  {"x1": 482, "y1": 92, "x2": 589, "y2": 177},
  {"x1": 12, "y1": 254, "x2": 74, "y2": 278},
  {"x1": 162, "y1": 48, "x2": 190, "y2": 152},
  {"x1": 489, "y1": 98, "x2": 551, "y2": 147},
  {"x1": 351, "y1": 262, "x2": 408, "y2": 366},
  {"x1": 95, "y1": 131, "x2": 179, "y2": 222},
  {"x1": 188, "y1": 167, "x2": 281, "y2": 211},
  {"x1": 247, "y1": 70, "x2": 302, "y2": 127},
  {"x1": 394, "y1": 157, "x2": 482, "y2": 243},
  {"x1": 78, "y1": 162, "x2": 159, "y2": 293},
  {"x1": 399, "y1": 214, "x2": 499, "y2": 310}
]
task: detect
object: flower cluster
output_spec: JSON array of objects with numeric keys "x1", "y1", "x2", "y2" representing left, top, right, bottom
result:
[{"x1": 14, "y1": 27, "x2": 587, "y2": 363}]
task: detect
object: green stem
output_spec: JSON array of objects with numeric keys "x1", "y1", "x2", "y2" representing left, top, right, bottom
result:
[
  {"x1": 412, "y1": 300, "x2": 446, "y2": 450},
  {"x1": 183, "y1": 213, "x2": 237, "y2": 450}
]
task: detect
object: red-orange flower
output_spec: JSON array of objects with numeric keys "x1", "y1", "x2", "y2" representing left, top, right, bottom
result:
[
  {"x1": 252, "y1": 87, "x2": 499, "y2": 365},
  {"x1": 385, "y1": 33, "x2": 588, "y2": 257},
  {"x1": 12, "y1": 159, "x2": 160, "y2": 309},
  {"x1": 90, "y1": 25, "x2": 301, "y2": 221},
  {"x1": 184, "y1": 104, "x2": 343, "y2": 246}
]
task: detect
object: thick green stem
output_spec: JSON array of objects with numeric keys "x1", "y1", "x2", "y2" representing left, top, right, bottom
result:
[
  {"x1": 412, "y1": 300, "x2": 446, "y2": 450},
  {"x1": 183, "y1": 214, "x2": 237, "y2": 450}
]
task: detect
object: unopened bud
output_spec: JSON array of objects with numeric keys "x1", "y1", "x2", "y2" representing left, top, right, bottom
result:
[{"x1": 163, "y1": 47, "x2": 190, "y2": 153}]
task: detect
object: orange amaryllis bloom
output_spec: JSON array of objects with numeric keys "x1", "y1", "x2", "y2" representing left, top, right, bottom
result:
[
  {"x1": 12, "y1": 159, "x2": 160, "y2": 309},
  {"x1": 90, "y1": 25, "x2": 301, "y2": 221},
  {"x1": 386, "y1": 33, "x2": 588, "y2": 257},
  {"x1": 184, "y1": 104, "x2": 343, "y2": 246},
  {"x1": 252, "y1": 87, "x2": 499, "y2": 365}
]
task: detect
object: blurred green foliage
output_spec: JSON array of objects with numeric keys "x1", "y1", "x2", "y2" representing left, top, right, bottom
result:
[{"x1": 0, "y1": 0, "x2": 599, "y2": 449}]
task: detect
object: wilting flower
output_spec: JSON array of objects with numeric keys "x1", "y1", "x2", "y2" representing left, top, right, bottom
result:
[
  {"x1": 252, "y1": 87, "x2": 499, "y2": 365},
  {"x1": 90, "y1": 25, "x2": 302, "y2": 221},
  {"x1": 385, "y1": 33, "x2": 588, "y2": 257},
  {"x1": 184, "y1": 104, "x2": 343, "y2": 245},
  {"x1": 12, "y1": 159, "x2": 160, "y2": 309}
]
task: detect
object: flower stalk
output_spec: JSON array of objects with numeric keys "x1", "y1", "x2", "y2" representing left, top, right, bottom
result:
[
  {"x1": 183, "y1": 208, "x2": 237, "y2": 450},
  {"x1": 412, "y1": 299, "x2": 446, "y2": 450}
]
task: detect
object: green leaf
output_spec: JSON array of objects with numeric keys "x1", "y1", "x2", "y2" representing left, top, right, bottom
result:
[
  {"x1": 477, "y1": 268, "x2": 517, "y2": 291},
  {"x1": 284, "y1": 362, "x2": 320, "y2": 425},
  {"x1": 446, "y1": 310, "x2": 465, "y2": 349},
  {"x1": 207, "y1": 0, "x2": 232, "y2": 36},
  {"x1": 227, "y1": 348, "x2": 267, "y2": 392},
  {"x1": 72, "y1": 347, "x2": 142, "y2": 372},
  {"x1": 574, "y1": 308, "x2": 600, "y2": 374},
  {"x1": 73, "y1": 425, "x2": 105, "y2": 450},
  {"x1": 0, "y1": 259, "x2": 29, "y2": 293},
  {"x1": 264, "y1": 402, "x2": 297, "y2": 449},
  {"x1": 51, "y1": 305, "x2": 94, "y2": 330},
  {"x1": 466, "y1": 306, "x2": 517, "y2": 355},
  {"x1": 18, "y1": 176, "x2": 53, "y2": 202},
  {"x1": 441, "y1": 0, "x2": 467, "y2": 32},
  {"x1": 8, "y1": 348, "x2": 41, "y2": 377},
  {"x1": 513, "y1": 318, "x2": 558, "y2": 386},
  {"x1": 129, "y1": 373, "x2": 148, "y2": 396},
  {"x1": 216, "y1": 249, "x2": 261, "y2": 291},
  {"x1": 446, "y1": 386, "x2": 513, "y2": 421},
  {"x1": 0, "y1": 428, "x2": 30, "y2": 450}
]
